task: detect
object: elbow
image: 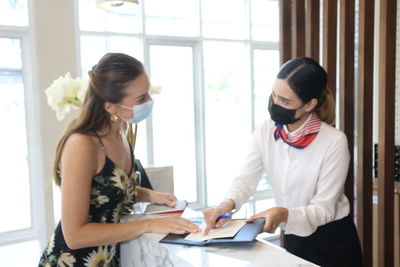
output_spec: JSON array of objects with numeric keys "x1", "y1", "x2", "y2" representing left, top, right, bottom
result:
[{"x1": 63, "y1": 232, "x2": 86, "y2": 250}]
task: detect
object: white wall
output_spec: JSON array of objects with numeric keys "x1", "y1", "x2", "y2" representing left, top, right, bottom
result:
[{"x1": 32, "y1": 0, "x2": 79, "y2": 241}]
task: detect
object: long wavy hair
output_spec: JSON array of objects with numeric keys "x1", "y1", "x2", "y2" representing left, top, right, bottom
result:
[{"x1": 52, "y1": 53, "x2": 144, "y2": 184}]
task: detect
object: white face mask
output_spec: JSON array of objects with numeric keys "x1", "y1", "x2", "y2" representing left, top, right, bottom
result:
[{"x1": 118, "y1": 100, "x2": 154, "y2": 123}]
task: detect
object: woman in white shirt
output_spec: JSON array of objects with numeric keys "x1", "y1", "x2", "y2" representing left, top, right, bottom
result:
[{"x1": 203, "y1": 57, "x2": 363, "y2": 267}]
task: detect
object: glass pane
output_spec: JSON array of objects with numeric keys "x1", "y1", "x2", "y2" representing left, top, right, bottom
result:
[
  {"x1": 145, "y1": 0, "x2": 198, "y2": 36},
  {"x1": 0, "y1": 39, "x2": 31, "y2": 232},
  {"x1": 201, "y1": 0, "x2": 247, "y2": 39},
  {"x1": 80, "y1": 35, "x2": 143, "y2": 79},
  {"x1": 253, "y1": 49, "x2": 280, "y2": 127},
  {"x1": 0, "y1": 240, "x2": 41, "y2": 267},
  {"x1": 256, "y1": 172, "x2": 272, "y2": 191},
  {"x1": 134, "y1": 123, "x2": 148, "y2": 167},
  {"x1": 251, "y1": 0, "x2": 280, "y2": 42},
  {"x1": 53, "y1": 183, "x2": 61, "y2": 224},
  {"x1": 0, "y1": 39, "x2": 22, "y2": 69},
  {"x1": 79, "y1": 0, "x2": 141, "y2": 33},
  {"x1": 255, "y1": 197, "x2": 276, "y2": 213},
  {"x1": 0, "y1": 0, "x2": 28, "y2": 26},
  {"x1": 150, "y1": 45, "x2": 197, "y2": 202},
  {"x1": 203, "y1": 41, "x2": 251, "y2": 205}
]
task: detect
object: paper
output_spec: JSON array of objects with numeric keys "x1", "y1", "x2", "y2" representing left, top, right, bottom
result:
[
  {"x1": 184, "y1": 219, "x2": 246, "y2": 241},
  {"x1": 134, "y1": 200, "x2": 187, "y2": 215}
]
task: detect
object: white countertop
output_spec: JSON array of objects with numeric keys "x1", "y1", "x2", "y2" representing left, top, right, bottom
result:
[{"x1": 120, "y1": 214, "x2": 318, "y2": 267}]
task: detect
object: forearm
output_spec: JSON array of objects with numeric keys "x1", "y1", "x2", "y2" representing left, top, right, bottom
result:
[
  {"x1": 64, "y1": 219, "x2": 150, "y2": 250},
  {"x1": 136, "y1": 186, "x2": 153, "y2": 202},
  {"x1": 219, "y1": 199, "x2": 235, "y2": 211}
]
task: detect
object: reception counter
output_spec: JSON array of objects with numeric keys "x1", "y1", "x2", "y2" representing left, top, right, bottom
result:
[{"x1": 120, "y1": 214, "x2": 318, "y2": 267}]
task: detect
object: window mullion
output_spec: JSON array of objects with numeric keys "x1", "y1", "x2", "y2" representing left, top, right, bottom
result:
[
  {"x1": 21, "y1": 33, "x2": 51, "y2": 249},
  {"x1": 192, "y1": 40, "x2": 207, "y2": 209}
]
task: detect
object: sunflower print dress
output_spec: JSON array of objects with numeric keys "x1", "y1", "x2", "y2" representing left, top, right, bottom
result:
[{"x1": 39, "y1": 136, "x2": 137, "y2": 267}]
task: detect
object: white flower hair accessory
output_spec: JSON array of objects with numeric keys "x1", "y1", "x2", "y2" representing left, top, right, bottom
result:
[{"x1": 45, "y1": 72, "x2": 88, "y2": 121}]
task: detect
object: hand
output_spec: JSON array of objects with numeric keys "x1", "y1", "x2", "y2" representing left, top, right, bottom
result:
[
  {"x1": 149, "y1": 191, "x2": 177, "y2": 208},
  {"x1": 147, "y1": 215, "x2": 200, "y2": 235},
  {"x1": 245, "y1": 207, "x2": 288, "y2": 233},
  {"x1": 202, "y1": 200, "x2": 235, "y2": 235}
]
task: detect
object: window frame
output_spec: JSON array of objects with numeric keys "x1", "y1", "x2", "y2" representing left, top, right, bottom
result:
[{"x1": 0, "y1": 3, "x2": 49, "y2": 249}]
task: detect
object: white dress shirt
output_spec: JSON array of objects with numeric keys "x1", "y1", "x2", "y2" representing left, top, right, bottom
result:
[{"x1": 224, "y1": 114, "x2": 350, "y2": 237}]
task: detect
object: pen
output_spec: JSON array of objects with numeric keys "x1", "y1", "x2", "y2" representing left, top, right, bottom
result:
[{"x1": 218, "y1": 214, "x2": 232, "y2": 219}]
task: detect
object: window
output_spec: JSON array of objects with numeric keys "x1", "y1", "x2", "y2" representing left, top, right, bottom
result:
[
  {"x1": 0, "y1": 39, "x2": 31, "y2": 233},
  {"x1": 0, "y1": 0, "x2": 45, "y2": 265},
  {"x1": 203, "y1": 41, "x2": 252, "y2": 205},
  {"x1": 78, "y1": 0, "x2": 280, "y2": 215},
  {"x1": 0, "y1": 0, "x2": 29, "y2": 26},
  {"x1": 149, "y1": 45, "x2": 198, "y2": 202}
]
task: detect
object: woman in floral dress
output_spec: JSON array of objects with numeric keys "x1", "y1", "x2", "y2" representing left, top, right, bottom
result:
[{"x1": 39, "y1": 53, "x2": 199, "y2": 266}]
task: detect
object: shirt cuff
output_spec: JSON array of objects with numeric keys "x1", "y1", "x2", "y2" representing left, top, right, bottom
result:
[{"x1": 285, "y1": 207, "x2": 313, "y2": 237}]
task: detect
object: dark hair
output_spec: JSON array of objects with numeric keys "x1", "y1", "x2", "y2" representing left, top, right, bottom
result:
[
  {"x1": 52, "y1": 53, "x2": 144, "y2": 184},
  {"x1": 277, "y1": 57, "x2": 335, "y2": 124}
]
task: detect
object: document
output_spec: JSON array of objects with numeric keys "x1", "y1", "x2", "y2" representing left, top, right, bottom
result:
[
  {"x1": 184, "y1": 219, "x2": 246, "y2": 241},
  {"x1": 134, "y1": 200, "x2": 187, "y2": 215}
]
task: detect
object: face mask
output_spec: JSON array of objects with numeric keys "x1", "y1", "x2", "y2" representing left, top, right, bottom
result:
[
  {"x1": 268, "y1": 95, "x2": 303, "y2": 125},
  {"x1": 118, "y1": 100, "x2": 154, "y2": 123}
]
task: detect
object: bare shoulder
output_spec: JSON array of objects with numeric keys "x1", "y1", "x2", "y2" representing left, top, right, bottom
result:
[
  {"x1": 61, "y1": 133, "x2": 100, "y2": 171},
  {"x1": 64, "y1": 133, "x2": 99, "y2": 153}
]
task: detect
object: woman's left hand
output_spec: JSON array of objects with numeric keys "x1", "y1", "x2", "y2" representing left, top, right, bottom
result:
[
  {"x1": 245, "y1": 207, "x2": 288, "y2": 233},
  {"x1": 149, "y1": 191, "x2": 177, "y2": 207}
]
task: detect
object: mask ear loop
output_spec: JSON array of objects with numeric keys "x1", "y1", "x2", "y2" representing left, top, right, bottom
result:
[{"x1": 118, "y1": 104, "x2": 134, "y2": 110}]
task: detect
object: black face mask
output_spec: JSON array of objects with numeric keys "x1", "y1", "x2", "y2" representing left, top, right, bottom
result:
[{"x1": 268, "y1": 95, "x2": 302, "y2": 125}]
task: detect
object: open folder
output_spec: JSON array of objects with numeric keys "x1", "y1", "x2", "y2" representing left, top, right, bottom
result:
[{"x1": 159, "y1": 218, "x2": 265, "y2": 246}]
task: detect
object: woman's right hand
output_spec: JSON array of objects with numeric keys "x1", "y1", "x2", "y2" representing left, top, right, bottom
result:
[
  {"x1": 146, "y1": 216, "x2": 200, "y2": 235},
  {"x1": 202, "y1": 200, "x2": 235, "y2": 235}
]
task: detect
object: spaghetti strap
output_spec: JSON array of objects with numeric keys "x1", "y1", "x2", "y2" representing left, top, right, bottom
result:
[
  {"x1": 94, "y1": 132, "x2": 108, "y2": 156},
  {"x1": 127, "y1": 141, "x2": 135, "y2": 176}
]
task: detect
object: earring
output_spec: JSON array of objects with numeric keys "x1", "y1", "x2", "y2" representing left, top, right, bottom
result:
[{"x1": 110, "y1": 114, "x2": 118, "y2": 122}]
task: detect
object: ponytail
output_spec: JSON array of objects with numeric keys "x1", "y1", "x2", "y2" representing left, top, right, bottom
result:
[{"x1": 315, "y1": 88, "x2": 335, "y2": 125}]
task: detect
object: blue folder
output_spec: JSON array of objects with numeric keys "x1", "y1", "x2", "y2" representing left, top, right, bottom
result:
[{"x1": 159, "y1": 218, "x2": 265, "y2": 246}]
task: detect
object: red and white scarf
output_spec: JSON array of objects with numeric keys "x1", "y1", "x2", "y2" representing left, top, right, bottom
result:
[{"x1": 274, "y1": 113, "x2": 321, "y2": 149}]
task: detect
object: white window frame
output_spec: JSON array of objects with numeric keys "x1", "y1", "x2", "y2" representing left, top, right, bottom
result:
[
  {"x1": 76, "y1": 0, "x2": 279, "y2": 212},
  {"x1": 0, "y1": 0, "x2": 49, "y2": 249}
]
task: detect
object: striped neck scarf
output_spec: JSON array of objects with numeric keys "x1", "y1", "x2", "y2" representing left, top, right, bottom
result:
[{"x1": 274, "y1": 113, "x2": 322, "y2": 149}]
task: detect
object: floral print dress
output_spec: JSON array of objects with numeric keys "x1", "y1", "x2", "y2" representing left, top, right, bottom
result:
[{"x1": 39, "y1": 137, "x2": 137, "y2": 267}]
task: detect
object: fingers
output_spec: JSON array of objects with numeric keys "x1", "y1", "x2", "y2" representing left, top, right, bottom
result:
[
  {"x1": 215, "y1": 218, "x2": 232, "y2": 227},
  {"x1": 176, "y1": 217, "x2": 200, "y2": 233},
  {"x1": 167, "y1": 195, "x2": 177, "y2": 206},
  {"x1": 202, "y1": 214, "x2": 218, "y2": 235},
  {"x1": 245, "y1": 213, "x2": 261, "y2": 223},
  {"x1": 165, "y1": 199, "x2": 176, "y2": 207},
  {"x1": 157, "y1": 217, "x2": 200, "y2": 235},
  {"x1": 262, "y1": 221, "x2": 278, "y2": 233},
  {"x1": 202, "y1": 213, "x2": 219, "y2": 235},
  {"x1": 161, "y1": 194, "x2": 177, "y2": 207}
]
